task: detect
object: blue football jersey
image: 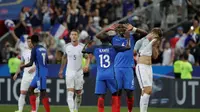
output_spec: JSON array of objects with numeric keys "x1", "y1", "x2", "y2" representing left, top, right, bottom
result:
[
  {"x1": 31, "y1": 45, "x2": 48, "y2": 76},
  {"x1": 112, "y1": 35, "x2": 135, "y2": 67},
  {"x1": 86, "y1": 45, "x2": 117, "y2": 80}
]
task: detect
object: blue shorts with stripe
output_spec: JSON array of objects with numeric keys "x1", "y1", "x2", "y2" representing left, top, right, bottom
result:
[
  {"x1": 114, "y1": 67, "x2": 135, "y2": 90},
  {"x1": 95, "y1": 79, "x2": 118, "y2": 94},
  {"x1": 30, "y1": 69, "x2": 48, "y2": 90}
]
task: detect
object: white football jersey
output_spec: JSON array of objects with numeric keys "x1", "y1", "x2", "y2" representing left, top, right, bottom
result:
[
  {"x1": 18, "y1": 34, "x2": 29, "y2": 53},
  {"x1": 64, "y1": 43, "x2": 85, "y2": 73},
  {"x1": 21, "y1": 49, "x2": 35, "y2": 80},
  {"x1": 139, "y1": 39, "x2": 156, "y2": 56}
]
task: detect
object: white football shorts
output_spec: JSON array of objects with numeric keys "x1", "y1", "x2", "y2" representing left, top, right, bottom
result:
[
  {"x1": 20, "y1": 72, "x2": 35, "y2": 91},
  {"x1": 65, "y1": 70, "x2": 84, "y2": 90},
  {"x1": 136, "y1": 64, "x2": 153, "y2": 89}
]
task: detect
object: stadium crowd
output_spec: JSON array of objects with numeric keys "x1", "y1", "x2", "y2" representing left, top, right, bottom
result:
[{"x1": 1, "y1": 0, "x2": 200, "y2": 67}]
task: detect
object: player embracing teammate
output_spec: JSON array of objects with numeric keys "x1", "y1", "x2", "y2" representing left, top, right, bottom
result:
[{"x1": 83, "y1": 29, "x2": 131, "y2": 112}]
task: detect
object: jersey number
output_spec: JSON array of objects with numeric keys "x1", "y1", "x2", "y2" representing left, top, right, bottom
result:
[
  {"x1": 73, "y1": 55, "x2": 76, "y2": 60},
  {"x1": 99, "y1": 54, "x2": 110, "y2": 68},
  {"x1": 41, "y1": 53, "x2": 46, "y2": 65}
]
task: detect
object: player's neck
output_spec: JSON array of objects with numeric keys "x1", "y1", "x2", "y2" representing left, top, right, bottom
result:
[{"x1": 71, "y1": 41, "x2": 79, "y2": 46}]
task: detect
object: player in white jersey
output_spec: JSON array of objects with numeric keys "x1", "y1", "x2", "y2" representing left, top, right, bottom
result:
[
  {"x1": 13, "y1": 37, "x2": 40, "y2": 112},
  {"x1": 134, "y1": 28, "x2": 162, "y2": 112},
  {"x1": 58, "y1": 30, "x2": 90, "y2": 112}
]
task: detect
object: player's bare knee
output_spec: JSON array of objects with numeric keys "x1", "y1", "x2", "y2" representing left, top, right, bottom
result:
[
  {"x1": 143, "y1": 87, "x2": 152, "y2": 95},
  {"x1": 20, "y1": 90, "x2": 27, "y2": 95},
  {"x1": 67, "y1": 88, "x2": 75, "y2": 92}
]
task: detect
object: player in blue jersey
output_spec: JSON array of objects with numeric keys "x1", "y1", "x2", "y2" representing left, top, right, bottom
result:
[
  {"x1": 82, "y1": 31, "x2": 131, "y2": 112},
  {"x1": 20, "y1": 34, "x2": 50, "y2": 112},
  {"x1": 97, "y1": 23, "x2": 147, "y2": 112}
]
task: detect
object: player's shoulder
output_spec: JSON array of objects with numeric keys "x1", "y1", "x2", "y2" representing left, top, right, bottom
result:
[
  {"x1": 64, "y1": 43, "x2": 72, "y2": 48},
  {"x1": 79, "y1": 43, "x2": 85, "y2": 46},
  {"x1": 78, "y1": 43, "x2": 85, "y2": 48}
]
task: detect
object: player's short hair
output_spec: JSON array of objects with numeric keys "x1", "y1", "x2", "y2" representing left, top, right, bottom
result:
[
  {"x1": 70, "y1": 29, "x2": 79, "y2": 35},
  {"x1": 150, "y1": 28, "x2": 163, "y2": 39},
  {"x1": 31, "y1": 34, "x2": 39, "y2": 43},
  {"x1": 27, "y1": 36, "x2": 31, "y2": 40}
]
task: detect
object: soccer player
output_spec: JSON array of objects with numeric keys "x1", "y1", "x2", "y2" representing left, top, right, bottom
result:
[
  {"x1": 13, "y1": 36, "x2": 40, "y2": 112},
  {"x1": 82, "y1": 31, "x2": 131, "y2": 112},
  {"x1": 58, "y1": 30, "x2": 90, "y2": 112},
  {"x1": 20, "y1": 34, "x2": 50, "y2": 112},
  {"x1": 134, "y1": 28, "x2": 162, "y2": 112},
  {"x1": 111, "y1": 24, "x2": 136, "y2": 112}
]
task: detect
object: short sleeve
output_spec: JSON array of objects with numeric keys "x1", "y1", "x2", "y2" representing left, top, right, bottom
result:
[
  {"x1": 134, "y1": 38, "x2": 144, "y2": 52},
  {"x1": 30, "y1": 48, "x2": 36, "y2": 62},
  {"x1": 112, "y1": 36, "x2": 122, "y2": 46}
]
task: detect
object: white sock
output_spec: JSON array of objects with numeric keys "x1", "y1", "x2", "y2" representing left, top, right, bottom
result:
[
  {"x1": 18, "y1": 94, "x2": 26, "y2": 111},
  {"x1": 67, "y1": 91, "x2": 75, "y2": 112},
  {"x1": 74, "y1": 94, "x2": 82, "y2": 111},
  {"x1": 140, "y1": 93, "x2": 150, "y2": 112},
  {"x1": 36, "y1": 95, "x2": 40, "y2": 112}
]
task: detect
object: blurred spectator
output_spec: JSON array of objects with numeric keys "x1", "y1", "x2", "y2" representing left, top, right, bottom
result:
[
  {"x1": 99, "y1": 0, "x2": 112, "y2": 19},
  {"x1": 186, "y1": 48, "x2": 195, "y2": 65},
  {"x1": 143, "y1": 0, "x2": 153, "y2": 7},
  {"x1": 1, "y1": 42, "x2": 14, "y2": 63},
  {"x1": 151, "y1": 1, "x2": 162, "y2": 27},
  {"x1": 187, "y1": 39, "x2": 200, "y2": 65},
  {"x1": 161, "y1": 41, "x2": 174, "y2": 66},
  {"x1": 193, "y1": 19, "x2": 200, "y2": 35},
  {"x1": 175, "y1": 26, "x2": 187, "y2": 49},
  {"x1": 55, "y1": 50, "x2": 64, "y2": 64},
  {"x1": 180, "y1": 52, "x2": 193, "y2": 79},
  {"x1": 8, "y1": 51, "x2": 21, "y2": 78},
  {"x1": 30, "y1": 8, "x2": 42, "y2": 31},
  {"x1": 67, "y1": 0, "x2": 79, "y2": 30},
  {"x1": 112, "y1": 0, "x2": 123, "y2": 20},
  {"x1": 123, "y1": 0, "x2": 134, "y2": 16},
  {"x1": 172, "y1": 0, "x2": 183, "y2": 16},
  {"x1": 78, "y1": 8, "x2": 89, "y2": 28},
  {"x1": 41, "y1": 3, "x2": 52, "y2": 31}
]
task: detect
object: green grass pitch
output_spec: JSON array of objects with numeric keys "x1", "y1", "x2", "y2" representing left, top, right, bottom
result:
[{"x1": 0, "y1": 105, "x2": 199, "y2": 112}]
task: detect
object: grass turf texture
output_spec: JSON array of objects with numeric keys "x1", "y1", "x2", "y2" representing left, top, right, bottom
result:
[{"x1": 0, "y1": 105, "x2": 199, "y2": 112}]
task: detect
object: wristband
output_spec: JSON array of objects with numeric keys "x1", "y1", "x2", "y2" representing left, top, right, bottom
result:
[{"x1": 132, "y1": 27, "x2": 137, "y2": 33}]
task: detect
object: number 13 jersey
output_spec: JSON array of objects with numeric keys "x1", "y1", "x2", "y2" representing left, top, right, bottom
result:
[
  {"x1": 85, "y1": 45, "x2": 117, "y2": 80},
  {"x1": 64, "y1": 43, "x2": 85, "y2": 72}
]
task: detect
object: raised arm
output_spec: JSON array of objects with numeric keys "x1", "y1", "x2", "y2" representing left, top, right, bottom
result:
[
  {"x1": 152, "y1": 40, "x2": 160, "y2": 59},
  {"x1": 96, "y1": 24, "x2": 119, "y2": 40},
  {"x1": 124, "y1": 24, "x2": 148, "y2": 37}
]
